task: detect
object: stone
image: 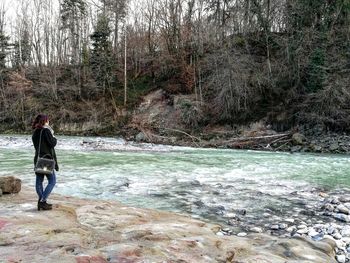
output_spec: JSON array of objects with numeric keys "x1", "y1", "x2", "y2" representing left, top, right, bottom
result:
[
  {"x1": 286, "y1": 226, "x2": 296, "y2": 233},
  {"x1": 327, "y1": 226, "x2": 336, "y2": 235},
  {"x1": 312, "y1": 145, "x2": 323, "y2": 152},
  {"x1": 292, "y1": 133, "x2": 307, "y2": 145},
  {"x1": 339, "y1": 196, "x2": 350, "y2": 203},
  {"x1": 250, "y1": 227, "x2": 263, "y2": 233},
  {"x1": 323, "y1": 203, "x2": 334, "y2": 212},
  {"x1": 279, "y1": 223, "x2": 288, "y2": 230},
  {"x1": 297, "y1": 225, "x2": 308, "y2": 229},
  {"x1": 0, "y1": 188, "x2": 2, "y2": 196},
  {"x1": 284, "y1": 218, "x2": 295, "y2": 223},
  {"x1": 237, "y1": 232, "x2": 247, "y2": 237},
  {"x1": 297, "y1": 228, "x2": 309, "y2": 235},
  {"x1": 270, "y1": 225, "x2": 279, "y2": 230},
  {"x1": 340, "y1": 226, "x2": 350, "y2": 237},
  {"x1": 329, "y1": 143, "x2": 339, "y2": 151},
  {"x1": 291, "y1": 145, "x2": 302, "y2": 152},
  {"x1": 308, "y1": 228, "x2": 319, "y2": 237},
  {"x1": 135, "y1": 132, "x2": 147, "y2": 142},
  {"x1": 337, "y1": 205, "x2": 350, "y2": 215},
  {"x1": 333, "y1": 233, "x2": 342, "y2": 240},
  {"x1": 332, "y1": 198, "x2": 341, "y2": 205},
  {"x1": 335, "y1": 240, "x2": 346, "y2": 250},
  {"x1": 336, "y1": 254, "x2": 346, "y2": 263},
  {"x1": 334, "y1": 214, "x2": 350, "y2": 223},
  {"x1": 0, "y1": 176, "x2": 21, "y2": 194}
]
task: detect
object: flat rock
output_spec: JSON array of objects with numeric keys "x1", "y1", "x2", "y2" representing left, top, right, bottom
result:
[{"x1": 0, "y1": 187, "x2": 338, "y2": 263}]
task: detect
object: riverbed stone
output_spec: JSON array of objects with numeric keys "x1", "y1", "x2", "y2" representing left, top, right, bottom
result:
[
  {"x1": 279, "y1": 223, "x2": 288, "y2": 230},
  {"x1": 328, "y1": 226, "x2": 336, "y2": 235},
  {"x1": 135, "y1": 132, "x2": 147, "y2": 142},
  {"x1": 341, "y1": 226, "x2": 350, "y2": 237},
  {"x1": 336, "y1": 254, "x2": 346, "y2": 263},
  {"x1": 337, "y1": 205, "x2": 350, "y2": 215},
  {"x1": 298, "y1": 224, "x2": 308, "y2": 229},
  {"x1": 270, "y1": 225, "x2": 279, "y2": 230},
  {"x1": 332, "y1": 198, "x2": 341, "y2": 205},
  {"x1": 250, "y1": 227, "x2": 263, "y2": 233},
  {"x1": 330, "y1": 143, "x2": 339, "y2": 152},
  {"x1": 334, "y1": 214, "x2": 350, "y2": 223},
  {"x1": 297, "y1": 228, "x2": 309, "y2": 235},
  {"x1": 333, "y1": 233, "x2": 342, "y2": 240},
  {"x1": 292, "y1": 133, "x2": 307, "y2": 145},
  {"x1": 323, "y1": 203, "x2": 335, "y2": 212},
  {"x1": 286, "y1": 226, "x2": 297, "y2": 233},
  {"x1": 0, "y1": 176, "x2": 21, "y2": 194},
  {"x1": 339, "y1": 196, "x2": 350, "y2": 203}
]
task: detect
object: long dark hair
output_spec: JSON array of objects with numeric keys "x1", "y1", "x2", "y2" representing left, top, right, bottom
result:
[{"x1": 32, "y1": 114, "x2": 49, "y2": 130}]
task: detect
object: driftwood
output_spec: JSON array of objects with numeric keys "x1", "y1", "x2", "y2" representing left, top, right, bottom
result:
[
  {"x1": 203, "y1": 133, "x2": 293, "y2": 150},
  {"x1": 222, "y1": 133, "x2": 291, "y2": 143},
  {"x1": 162, "y1": 128, "x2": 201, "y2": 146}
]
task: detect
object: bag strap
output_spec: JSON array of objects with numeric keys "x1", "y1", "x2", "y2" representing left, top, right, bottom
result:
[
  {"x1": 38, "y1": 129, "x2": 53, "y2": 159},
  {"x1": 38, "y1": 129, "x2": 43, "y2": 157}
]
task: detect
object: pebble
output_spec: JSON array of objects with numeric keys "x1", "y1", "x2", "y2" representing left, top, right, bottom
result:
[
  {"x1": 237, "y1": 232, "x2": 247, "y2": 237},
  {"x1": 297, "y1": 228, "x2": 309, "y2": 235},
  {"x1": 333, "y1": 233, "x2": 342, "y2": 240},
  {"x1": 250, "y1": 227, "x2": 263, "y2": 233},
  {"x1": 327, "y1": 226, "x2": 336, "y2": 235},
  {"x1": 343, "y1": 226, "x2": 350, "y2": 237},
  {"x1": 339, "y1": 196, "x2": 350, "y2": 203},
  {"x1": 263, "y1": 213, "x2": 271, "y2": 218},
  {"x1": 286, "y1": 226, "x2": 296, "y2": 233},
  {"x1": 297, "y1": 224, "x2": 307, "y2": 229},
  {"x1": 334, "y1": 214, "x2": 350, "y2": 223},
  {"x1": 284, "y1": 218, "x2": 295, "y2": 223},
  {"x1": 323, "y1": 203, "x2": 334, "y2": 212},
  {"x1": 279, "y1": 223, "x2": 288, "y2": 230},
  {"x1": 335, "y1": 240, "x2": 346, "y2": 250},
  {"x1": 336, "y1": 254, "x2": 346, "y2": 263},
  {"x1": 270, "y1": 225, "x2": 279, "y2": 230},
  {"x1": 337, "y1": 205, "x2": 350, "y2": 215},
  {"x1": 332, "y1": 198, "x2": 341, "y2": 205},
  {"x1": 308, "y1": 228, "x2": 319, "y2": 237}
]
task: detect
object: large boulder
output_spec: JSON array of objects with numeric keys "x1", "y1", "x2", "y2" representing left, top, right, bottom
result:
[{"x1": 0, "y1": 176, "x2": 21, "y2": 194}]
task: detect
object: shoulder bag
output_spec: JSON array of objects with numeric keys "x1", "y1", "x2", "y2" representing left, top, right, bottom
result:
[{"x1": 34, "y1": 129, "x2": 55, "y2": 175}]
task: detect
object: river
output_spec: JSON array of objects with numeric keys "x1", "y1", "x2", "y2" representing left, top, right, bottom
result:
[{"x1": 1, "y1": 134, "x2": 349, "y2": 234}]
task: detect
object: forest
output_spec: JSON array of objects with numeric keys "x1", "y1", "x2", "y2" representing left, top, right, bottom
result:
[{"x1": 0, "y1": 0, "x2": 349, "y2": 136}]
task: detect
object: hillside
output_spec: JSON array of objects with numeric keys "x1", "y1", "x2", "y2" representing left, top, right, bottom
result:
[{"x1": 0, "y1": 0, "x2": 349, "y2": 147}]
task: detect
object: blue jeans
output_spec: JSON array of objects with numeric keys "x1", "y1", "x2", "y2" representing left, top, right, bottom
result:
[{"x1": 36, "y1": 171, "x2": 56, "y2": 202}]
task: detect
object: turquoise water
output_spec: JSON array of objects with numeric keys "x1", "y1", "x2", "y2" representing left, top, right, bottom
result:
[{"x1": 1, "y1": 135, "x2": 349, "y2": 229}]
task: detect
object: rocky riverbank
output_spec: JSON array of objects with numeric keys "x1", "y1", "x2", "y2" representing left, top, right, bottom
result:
[
  {"x1": 0, "y1": 177, "x2": 339, "y2": 263},
  {"x1": 130, "y1": 129, "x2": 350, "y2": 155},
  {"x1": 125, "y1": 89, "x2": 350, "y2": 155}
]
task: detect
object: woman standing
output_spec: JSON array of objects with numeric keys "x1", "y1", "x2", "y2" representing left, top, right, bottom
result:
[{"x1": 32, "y1": 114, "x2": 59, "y2": 210}]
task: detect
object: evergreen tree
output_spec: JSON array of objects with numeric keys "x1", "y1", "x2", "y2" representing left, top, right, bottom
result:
[
  {"x1": 0, "y1": 31, "x2": 9, "y2": 69},
  {"x1": 60, "y1": 0, "x2": 86, "y2": 64},
  {"x1": 90, "y1": 14, "x2": 114, "y2": 93}
]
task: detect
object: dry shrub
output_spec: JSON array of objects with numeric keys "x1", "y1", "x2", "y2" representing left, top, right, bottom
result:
[
  {"x1": 201, "y1": 48, "x2": 266, "y2": 124},
  {"x1": 296, "y1": 80, "x2": 350, "y2": 131}
]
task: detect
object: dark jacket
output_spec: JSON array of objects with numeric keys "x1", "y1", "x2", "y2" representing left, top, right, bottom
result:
[{"x1": 32, "y1": 128, "x2": 59, "y2": 171}]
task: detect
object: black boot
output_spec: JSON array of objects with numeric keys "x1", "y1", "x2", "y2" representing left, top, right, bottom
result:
[{"x1": 38, "y1": 201, "x2": 53, "y2": 211}]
